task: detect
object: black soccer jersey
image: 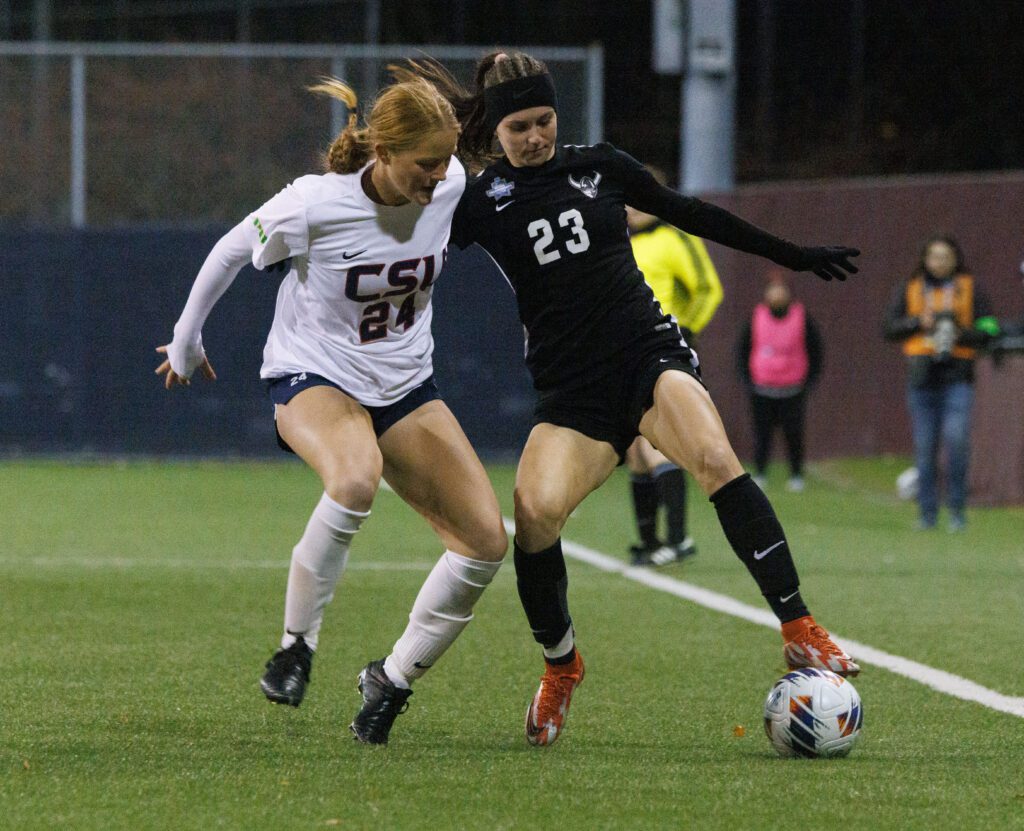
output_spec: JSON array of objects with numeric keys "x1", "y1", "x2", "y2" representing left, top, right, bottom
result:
[{"x1": 450, "y1": 143, "x2": 805, "y2": 392}]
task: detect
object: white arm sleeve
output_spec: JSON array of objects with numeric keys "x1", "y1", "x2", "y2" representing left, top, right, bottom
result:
[{"x1": 166, "y1": 221, "x2": 252, "y2": 378}]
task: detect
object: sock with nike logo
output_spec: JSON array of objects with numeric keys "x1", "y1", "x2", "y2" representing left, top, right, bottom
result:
[
  {"x1": 514, "y1": 538, "x2": 574, "y2": 653},
  {"x1": 710, "y1": 473, "x2": 808, "y2": 622},
  {"x1": 386, "y1": 550, "x2": 502, "y2": 686}
]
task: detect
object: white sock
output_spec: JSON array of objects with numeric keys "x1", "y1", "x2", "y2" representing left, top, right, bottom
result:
[
  {"x1": 281, "y1": 493, "x2": 369, "y2": 651},
  {"x1": 542, "y1": 625, "x2": 575, "y2": 661},
  {"x1": 384, "y1": 550, "x2": 502, "y2": 686}
]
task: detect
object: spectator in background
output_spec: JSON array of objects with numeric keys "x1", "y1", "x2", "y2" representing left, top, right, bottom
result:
[
  {"x1": 623, "y1": 166, "x2": 724, "y2": 565},
  {"x1": 737, "y1": 271, "x2": 822, "y2": 493},
  {"x1": 884, "y1": 234, "x2": 1000, "y2": 531}
]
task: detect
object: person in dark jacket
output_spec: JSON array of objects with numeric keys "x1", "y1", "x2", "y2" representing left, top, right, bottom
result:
[
  {"x1": 883, "y1": 234, "x2": 999, "y2": 531},
  {"x1": 737, "y1": 272, "x2": 823, "y2": 492}
]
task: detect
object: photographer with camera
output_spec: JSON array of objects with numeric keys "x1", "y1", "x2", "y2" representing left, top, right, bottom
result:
[{"x1": 884, "y1": 234, "x2": 1000, "y2": 531}]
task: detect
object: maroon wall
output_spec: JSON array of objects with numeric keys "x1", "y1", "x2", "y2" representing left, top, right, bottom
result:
[{"x1": 692, "y1": 171, "x2": 1024, "y2": 463}]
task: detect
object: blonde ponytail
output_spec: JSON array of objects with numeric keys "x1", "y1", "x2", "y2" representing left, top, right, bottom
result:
[
  {"x1": 309, "y1": 72, "x2": 460, "y2": 175},
  {"x1": 309, "y1": 77, "x2": 371, "y2": 173}
]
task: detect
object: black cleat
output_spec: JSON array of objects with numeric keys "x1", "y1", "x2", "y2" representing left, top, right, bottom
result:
[
  {"x1": 260, "y1": 636, "x2": 313, "y2": 707},
  {"x1": 649, "y1": 538, "x2": 697, "y2": 566},
  {"x1": 349, "y1": 659, "x2": 412, "y2": 745},
  {"x1": 628, "y1": 541, "x2": 662, "y2": 566}
]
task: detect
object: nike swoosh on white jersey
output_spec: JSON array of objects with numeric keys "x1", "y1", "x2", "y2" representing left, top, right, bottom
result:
[
  {"x1": 495, "y1": 200, "x2": 516, "y2": 212},
  {"x1": 753, "y1": 540, "x2": 785, "y2": 560}
]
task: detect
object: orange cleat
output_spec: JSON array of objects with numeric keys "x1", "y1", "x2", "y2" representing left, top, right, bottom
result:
[
  {"x1": 782, "y1": 616, "x2": 860, "y2": 677},
  {"x1": 525, "y1": 650, "x2": 585, "y2": 746}
]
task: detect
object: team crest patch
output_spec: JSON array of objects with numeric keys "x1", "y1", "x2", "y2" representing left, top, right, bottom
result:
[
  {"x1": 485, "y1": 177, "x2": 515, "y2": 201},
  {"x1": 568, "y1": 171, "x2": 602, "y2": 198}
]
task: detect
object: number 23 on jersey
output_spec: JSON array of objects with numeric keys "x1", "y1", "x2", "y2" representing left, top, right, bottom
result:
[{"x1": 528, "y1": 208, "x2": 590, "y2": 265}]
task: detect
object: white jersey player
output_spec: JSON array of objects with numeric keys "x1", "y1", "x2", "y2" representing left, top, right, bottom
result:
[
  {"x1": 155, "y1": 74, "x2": 507, "y2": 746},
  {"x1": 252, "y1": 160, "x2": 456, "y2": 405}
]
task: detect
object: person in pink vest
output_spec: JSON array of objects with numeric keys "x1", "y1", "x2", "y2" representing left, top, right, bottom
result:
[{"x1": 737, "y1": 272, "x2": 823, "y2": 492}]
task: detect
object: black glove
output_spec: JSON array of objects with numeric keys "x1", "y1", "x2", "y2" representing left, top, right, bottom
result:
[
  {"x1": 795, "y1": 247, "x2": 860, "y2": 281},
  {"x1": 261, "y1": 257, "x2": 292, "y2": 274}
]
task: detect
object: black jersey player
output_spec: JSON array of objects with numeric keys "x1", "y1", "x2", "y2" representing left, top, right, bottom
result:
[{"x1": 407, "y1": 52, "x2": 861, "y2": 747}]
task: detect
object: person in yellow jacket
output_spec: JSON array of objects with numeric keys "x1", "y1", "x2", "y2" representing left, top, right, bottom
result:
[{"x1": 624, "y1": 166, "x2": 723, "y2": 565}]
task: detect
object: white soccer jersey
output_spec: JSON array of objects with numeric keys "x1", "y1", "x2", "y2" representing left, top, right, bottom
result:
[{"x1": 242, "y1": 158, "x2": 465, "y2": 406}]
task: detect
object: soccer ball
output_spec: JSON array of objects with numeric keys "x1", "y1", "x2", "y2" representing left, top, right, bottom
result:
[
  {"x1": 763, "y1": 668, "x2": 863, "y2": 758},
  {"x1": 896, "y1": 466, "x2": 919, "y2": 501}
]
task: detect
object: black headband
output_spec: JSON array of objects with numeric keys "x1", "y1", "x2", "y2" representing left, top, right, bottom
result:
[{"x1": 483, "y1": 73, "x2": 558, "y2": 134}]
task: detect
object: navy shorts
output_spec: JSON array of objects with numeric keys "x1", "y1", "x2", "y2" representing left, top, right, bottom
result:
[
  {"x1": 266, "y1": 372, "x2": 441, "y2": 453},
  {"x1": 533, "y1": 338, "x2": 705, "y2": 462}
]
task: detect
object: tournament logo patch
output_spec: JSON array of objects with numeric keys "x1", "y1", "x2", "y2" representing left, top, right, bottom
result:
[
  {"x1": 485, "y1": 177, "x2": 515, "y2": 201},
  {"x1": 568, "y1": 171, "x2": 602, "y2": 199}
]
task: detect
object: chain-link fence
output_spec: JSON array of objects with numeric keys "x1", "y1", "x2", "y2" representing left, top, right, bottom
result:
[{"x1": 1, "y1": 42, "x2": 602, "y2": 227}]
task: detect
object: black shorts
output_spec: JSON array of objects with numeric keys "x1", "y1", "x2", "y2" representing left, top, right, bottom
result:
[
  {"x1": 266, "y1": 372, "x2": 441, "y2": 453},
  {"x1": 533, "y1": 336, "x2": 704, "y2": 461}
]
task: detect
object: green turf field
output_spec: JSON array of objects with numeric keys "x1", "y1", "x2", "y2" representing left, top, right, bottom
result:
[{"x1": 2, "y1": 457, "x2": 1023, "y2": 830}]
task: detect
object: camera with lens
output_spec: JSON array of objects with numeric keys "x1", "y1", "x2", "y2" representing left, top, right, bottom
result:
[{"x1": 931, "y1": 312, "x2": 958, "y2": 362}]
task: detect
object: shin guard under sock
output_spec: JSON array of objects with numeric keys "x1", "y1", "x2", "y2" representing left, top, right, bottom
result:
[
  {"x1": 710, "y1": 473, "x2": 809, "y2": 622},
  {"x1": 514, "y1": 538, "x2": 572, "y2": 651}
]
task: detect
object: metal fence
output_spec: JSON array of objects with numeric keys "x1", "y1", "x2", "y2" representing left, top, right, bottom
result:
[{"x1": 0, "y1": 40, "x2": 603, "y2": 227}]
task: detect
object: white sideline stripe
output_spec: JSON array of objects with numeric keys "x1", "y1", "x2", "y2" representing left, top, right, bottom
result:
[
  {"x1": 501, "y1": 518, "x2": 1024, "y2": 719},
  {"x1": 0, "y1": 557, "x2": 434, "y2": 571}
]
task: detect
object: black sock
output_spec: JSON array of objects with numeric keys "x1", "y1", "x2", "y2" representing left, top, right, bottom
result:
[
  {"x1": 630, "y1": 474, "x2": 660, "y2": 548},
  {"x1": 709, "y1": 473, "x2": 809, "y2": 623},
  {"x1": 655, "y1": 465, "x2": 687, "y2": 545},
  {"x1": 767, "y1": 590, "x2": 809, "y2": 624},
  {"x1": 514, "y1": 538, "x2": 572, "y2": 649},
  {"x1": 545, "y1": 648, "x2": 578, "y2": 666}
]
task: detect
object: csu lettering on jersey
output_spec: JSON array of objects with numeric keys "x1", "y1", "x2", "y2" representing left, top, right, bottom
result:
[
  {"x1": 344, "y1": 253, "x2": 443, "y2": 302},
  {"x1": 384, "y1": 258, "x2": 420, "y2": 298}
]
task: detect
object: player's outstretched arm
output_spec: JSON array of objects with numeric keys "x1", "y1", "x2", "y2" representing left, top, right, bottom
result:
[
  {"x1": 155, "y1": 221, "x2": 253, "y2": 390},
  {"x1": 154, "y1": 344, "x2": 216, "y2": 389},
  {"x1": 786, "y1": 246, "x2": 860, "y2": 282},
  {"x1": 616, "y1": 149, "x2": 860, "y2": 281}
]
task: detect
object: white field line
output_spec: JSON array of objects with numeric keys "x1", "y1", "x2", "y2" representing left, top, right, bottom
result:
[{"x1": 500, "y1": 518, "x2": 1024, "y2": 719}]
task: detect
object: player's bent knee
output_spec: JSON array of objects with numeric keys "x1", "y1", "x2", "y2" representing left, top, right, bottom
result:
[
  {"x1": 478, "y1": 524, "x2": 509, "y2": 562},
  {"x1": 513, "y1": 487, "x2": 568, "y2": 540},
  {"x1": 693, "y1": 442, "x2": 742, "y2": 493},
  {"x1": 458, "y1": 518, "x2": 508, "y2": 563},
  {"x1": 320, "y1": 464, "x2": 381, "y2": 512}
]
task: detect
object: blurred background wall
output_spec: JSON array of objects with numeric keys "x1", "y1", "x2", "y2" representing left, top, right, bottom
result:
[{"x1": 2, "y1": 1, "x2": 1023, "y2": 473}]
